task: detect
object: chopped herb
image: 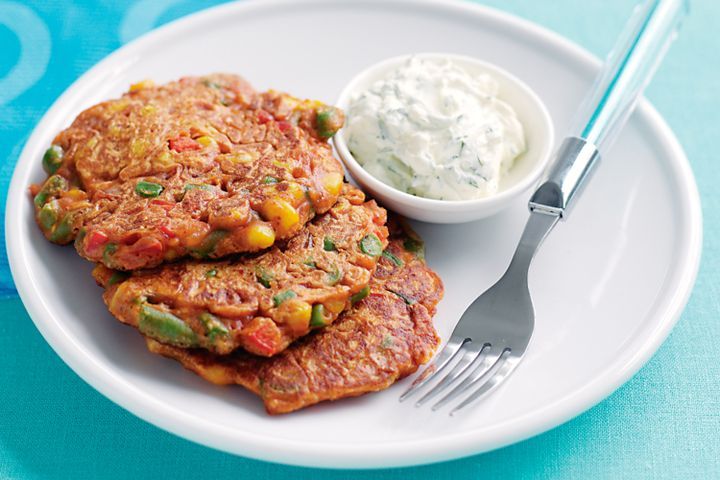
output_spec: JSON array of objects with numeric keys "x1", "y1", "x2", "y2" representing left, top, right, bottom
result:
[
  {"x1": 403, "y1": 237, "x2": 425, "y2": 259},
  {"x1": 191, "y1": 230, "x2": 228, "y2": 258},
  {"x1": 381, "y1": 250, "x2": 403, "y2": 266},
  {"x1": 262, "y1": 176, "x2": 278, "y2": 184},
  {"x1": 273, "y1": 290, "x2": 296, "y2": 307},
  {"x1": 255, "y1": 266, "x2": 274, "y2": 288},
  {"x1": 202, "y1": 79, "x2": 221, "y2": 89},
  {"x1": 389, "y1": 289, "x2": 416, "y2": 305},
  {"x1": 303, "y1": 258, "x2": 317, "y2": 268},
  {"x1": 323, "y1": 237, "x2": 337, "y2": 251},
  {"x1": 183, "y1": 183, "x2": 213, "y2": 192},
  {"x1": 103, "y1": 243, "x2": 118, "y2": 263},
  {"x1": 107, "y1": 271, "x2": 130, "y2": 286},
  {"x1": 205, "y1": 268, "x2": 217, "y2": 278},
  {"x1": 381, "y1": 335, "x2": 394, "y2": 349}
]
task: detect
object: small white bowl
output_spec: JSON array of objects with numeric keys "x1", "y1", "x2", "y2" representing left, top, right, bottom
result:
[{"x1": 334, "y1": 53, "x2": 555, "y2": 223}]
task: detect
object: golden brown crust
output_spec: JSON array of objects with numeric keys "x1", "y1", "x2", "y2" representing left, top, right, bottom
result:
[
  {"x1": 145, "y1": 231, "x2": 443, "y2": 414},
  {"x1": 31, "y1": 74, "x2": 345, "y2": 270},
  {"x1": 96, "y1": 185, "x2": 389, "y2": 357}
]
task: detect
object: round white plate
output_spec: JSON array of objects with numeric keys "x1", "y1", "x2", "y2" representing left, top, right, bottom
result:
[{"x1": 5, "y1": 0, "x2": 702, "y2": 469}]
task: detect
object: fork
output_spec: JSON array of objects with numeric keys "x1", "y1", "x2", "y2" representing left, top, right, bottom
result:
[{"x1": 400, "y1": 0, "x2": 688, "y2": 415}]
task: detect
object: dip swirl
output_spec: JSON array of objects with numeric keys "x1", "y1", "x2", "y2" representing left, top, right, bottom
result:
[{"x1": 345, "y1": 56, "x2": 526, "y2": 201}]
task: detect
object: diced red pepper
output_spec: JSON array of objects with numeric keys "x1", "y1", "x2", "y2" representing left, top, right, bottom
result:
[
  {"x1": 169, "y1": 136, "x2": 201, "y2": 152},
  {"x1": 129, "y1": 237, "x2": 164, "y2": 256},
  {"x1": 120, "y1": 232, "x2": 142, "y2": 245},
  {"x1": 86, "y1": 230, "x2": 109, "y2": 253},
  {"x1": 242, "y1": 320, "x2": 281, "y2": 357},
  {"x1": 150, "y1": 199, "x2": 174, "y2": 210},
  {"x1": 158, "y1": 225, "x2": 176, "y2": 238},
  {"x1": 277, "y1": 121, "x2": 292, "y2": 133},
  {"x1": 257, "y1": 110, "x2": 273, "y2": 124}
]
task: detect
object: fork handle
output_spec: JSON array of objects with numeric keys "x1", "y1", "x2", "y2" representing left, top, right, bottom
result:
[{"x1": 529, "y1": 0, "x2": 688, "y2": 217}]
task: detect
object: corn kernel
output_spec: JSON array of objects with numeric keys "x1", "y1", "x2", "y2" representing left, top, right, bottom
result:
[
  {"x1": 154, "y1": 151, "x2": 174, "y2": 168},
  {"x1": 325, "y1": 299, "x2": 347, "y2": 315},
  {"x1": 140, "y1": 104, "x2": 157, "y2": 116},
  {"x1": 108, "y1": 99, "x2": 130, "y2": 113},
  {"x1": 196, "y1": 135, "x2": 214, "y2": 147},
  {"x1": 130, "y1": 138, "x2": 146, "y2": 157},
  {"x1": 260, "y1": 198, "x2": 300, "y2": 234},
  {"x1": 230, "y1": 151, "x2": 256, "y2": 164},
  {"x1": 322, "y1": 172, "x2": 343, "y2": 197},
  {"x1": 246, "y1": 222, "x2": 275, "y2": 249},
  {"x1": 129, "y1": 79, "x2": 155, "y2": 92},
  {"x1": 277, "y1": 299, "x2": 312, "y2": 333},
  {"x1": 285, "y1": 182, "x2": 306, "y2": 203},
  {"x1": 64, "y1": 189, "x2": 87, "y2": 201}
]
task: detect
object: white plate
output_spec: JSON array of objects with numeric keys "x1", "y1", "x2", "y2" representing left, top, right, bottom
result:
[{"x1": 5, "y1": 0, "x2": 702, "y2": 469}]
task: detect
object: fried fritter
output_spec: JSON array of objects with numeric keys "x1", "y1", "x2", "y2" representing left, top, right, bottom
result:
[
  {"x1": 145, "y1": 229, "x2": 443, "y2": 414},
  {"x1": 31, "y1": 74, "x2": 345, "y2": 270},
  {"x1": 94, "y1": 185, "x2": 388, "y2": 356}
]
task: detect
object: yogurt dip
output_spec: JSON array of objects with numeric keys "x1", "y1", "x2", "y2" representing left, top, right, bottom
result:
[{"x1": 345, "y1": 56, "x2": 526, "y2": 201}]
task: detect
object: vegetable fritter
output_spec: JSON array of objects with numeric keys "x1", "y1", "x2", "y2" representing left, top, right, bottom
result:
[
  {"x1": 94, "y1": 185, "x2": 389, "y2": 356},
  {"x1": 30, "y1": 74, "x2": 345, "y2": 270},
  {"x1": 145, "y1": 228, "x2": 443, "y2": 414}
]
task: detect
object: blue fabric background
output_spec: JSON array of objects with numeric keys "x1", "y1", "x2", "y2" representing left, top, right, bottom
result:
[{"x1": 1, "y1": 0, "x2": 718, "y2": 478}]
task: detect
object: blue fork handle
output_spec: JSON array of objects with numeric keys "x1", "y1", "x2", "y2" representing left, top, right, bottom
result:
[{"x1": 529, "y1": 0, "x2": 688, "y2": 217}]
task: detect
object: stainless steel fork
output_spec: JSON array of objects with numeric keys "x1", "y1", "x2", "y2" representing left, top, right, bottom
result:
[{"x1": 401, "y1": 0, "x2": 688, "y2": 415}]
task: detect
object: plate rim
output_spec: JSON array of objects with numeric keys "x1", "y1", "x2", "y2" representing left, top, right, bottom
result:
[{"x1": 5, "y1": 0, "x2": 703, "y2": 469}]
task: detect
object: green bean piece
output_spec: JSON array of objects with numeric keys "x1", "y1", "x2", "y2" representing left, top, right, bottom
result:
[
  {"x1": 38, "y1": 200, "x2": 60, "y2": 231},
  {"x1": 48, "y1": 215, "x2": 73, "y2": 243},
  {"x1": 103, "y1": 243, "x2": 118, "y2": 264},
  {"x1": 350, "y1": 285, "x2": 370, "y2": 305},
  {"x1": 202, "y1": 79, "x2": 221, "y2": 90},
  {"x1": 107, "y1": 271, "x2": 130, "y2": 286},
  {"x1": 34, "y1": 175, "x2": 68, "y2": 208},
  {"x1": 323, "y1": 237, "x2": 336, "y2": 251},
  {"x1": 199, "y1": 312, "x2": 229, "y2": 343},
  {"x1": 303, "y1": 258, "x2": 317, "y2": 268},
  {"x1": 389, "y1": 289, "x2": 416, "y2": 305},
  {"x1": 135, "y1": 180, "x2": 164, "y2": 198},
  {"x1": 191, "y1": 229, "x2": 228, "y2": 258},
  {"x1": 359, "y1": 234, "x2": 382, "y2": 257},
  {"x1": 325, "y1": 266, "x2": 342, "y2": 286},
  {"x1": 262, "y1": 176, "x2": 278, "y2": 184},
  {"x1": 403, "y1": 237, "x2": 425, "y2": 259},
  {"x1": 310, "y1": 304, "x2": 326, "y2": 327},
  {"x1": 272, "y1": 290, "x2": 296, "y2": 307},
  {"x1": 315, "y1": 107, "x2": 342, "y2": 139},
  {"x1": 42, "y1": 145, "x2": 64, "y2": 174},
  {"x1": 138, "y1": 305, "x2": 199, "y2": 348},
  {"x1": 255, "y1": 266, "x2": 273, "y2": 288},
  {"x1": 381, "y1": 250, "x2": 404, "y2": 266}
]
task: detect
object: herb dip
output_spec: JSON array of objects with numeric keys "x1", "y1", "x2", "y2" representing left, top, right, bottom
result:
[{"x1": 345, "y1": 57, "x2": 526, "y2": 200}]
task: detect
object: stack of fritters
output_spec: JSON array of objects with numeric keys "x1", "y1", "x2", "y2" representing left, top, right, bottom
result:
[{"x1": 31, "y1": 74, "x2": 443, "y2": 414}]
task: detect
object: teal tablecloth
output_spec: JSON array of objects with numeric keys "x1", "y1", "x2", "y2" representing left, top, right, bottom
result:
[{"x1": 1, "y1": 0, "x2": 718, "y2": 478}]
